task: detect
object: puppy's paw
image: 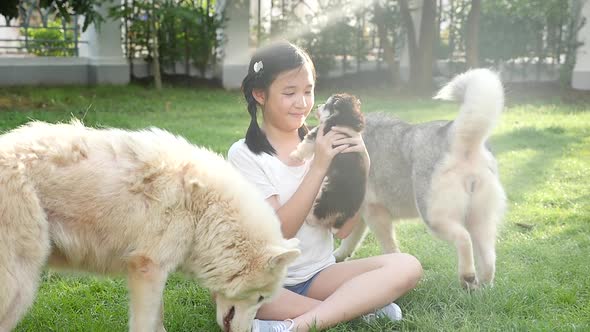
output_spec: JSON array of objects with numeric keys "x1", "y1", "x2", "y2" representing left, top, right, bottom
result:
[
  {"x1": 291, "y1": 139, "x2": 316, "y2": 161},
  {"x1": 289, "y1": 149, "x2": 305, "y2": 161}
]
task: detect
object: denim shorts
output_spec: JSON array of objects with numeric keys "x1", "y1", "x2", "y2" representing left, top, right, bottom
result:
[{"x1": 284, "y1": 271, "x2": 322, "y2": 296}]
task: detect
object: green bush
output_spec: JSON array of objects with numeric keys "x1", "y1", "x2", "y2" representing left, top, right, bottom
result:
[
  {"x1": 22, "y1": 20, "x2": 75, "y2": 56},
  {"x1": 111, "y1": 1, "x2": 223, "y2": 76}
]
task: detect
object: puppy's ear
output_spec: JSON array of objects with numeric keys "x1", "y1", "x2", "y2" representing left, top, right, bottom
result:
[{"x1": 335, "y1": 96, "x2": 355, "y2": 114}]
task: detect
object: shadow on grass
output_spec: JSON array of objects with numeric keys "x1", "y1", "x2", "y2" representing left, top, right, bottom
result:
[{"x1": 490, "y1": 126, "x2": 583, "y2": 201}]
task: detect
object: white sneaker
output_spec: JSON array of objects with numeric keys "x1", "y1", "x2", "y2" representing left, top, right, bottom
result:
[
  {"x1": 251, "y1": 318, "x2": 295, "y2": 332},
  {"x1": 362, "y1": 302, "x2": 403, "y2": 322}
]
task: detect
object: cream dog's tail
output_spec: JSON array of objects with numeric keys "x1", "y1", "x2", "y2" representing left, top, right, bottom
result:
[{"x1": 434, "y1": 68, "x2": 504, "y2": 156}]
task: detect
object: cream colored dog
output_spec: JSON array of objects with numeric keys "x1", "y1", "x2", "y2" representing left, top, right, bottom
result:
[{"x1": 0, "y1": 121, "x2": 299, "y2": 332}]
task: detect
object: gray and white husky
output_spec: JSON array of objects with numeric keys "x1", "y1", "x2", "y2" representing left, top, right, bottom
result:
[{"x1": 334, "y1": 69, "x2": 507, "y2": 289}]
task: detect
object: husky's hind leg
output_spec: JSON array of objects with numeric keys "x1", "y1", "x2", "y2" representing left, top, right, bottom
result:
[
  {"x1": 429, "y1": 220, "x2": 477, "y2": 289},
  {"x1": 466, "y1": 174, "x2": 506, "y2": 286},
  {"x1": 467, "y1": 217, "x2": 497, "y2": 286},
  {"x1": 423, "y1": 172, "x2": 477, "y2": 289},
  {"x1": 0, "y1": 170, "x2": 50, "y2": 331}
]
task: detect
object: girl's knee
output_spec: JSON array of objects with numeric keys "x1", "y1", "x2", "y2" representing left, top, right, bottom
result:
[{"x1": 385, "y1": 253, "x2": 423, "y2": 287}]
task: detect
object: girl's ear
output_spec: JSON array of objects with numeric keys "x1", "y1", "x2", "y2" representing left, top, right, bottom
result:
[{"x1": 252, "y1": 88, "x2": 266, "y2": 106}]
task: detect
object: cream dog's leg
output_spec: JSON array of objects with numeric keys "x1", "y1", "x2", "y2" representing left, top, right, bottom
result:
[
  {"x1": 157, "y1": 301, "x2": 167, "y2": 332},
  {"x1": 127, "y1": 255, "x2": 168, "y2": 332},
  {"x1": 0, "y1": 269, "x2": 43, "y2": 332},
  {"x1": 0, "y1": 173, "x2": 49, "y2": 332}
]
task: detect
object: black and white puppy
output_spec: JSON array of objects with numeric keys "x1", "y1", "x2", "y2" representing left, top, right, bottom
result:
[{"x1": 290, "y1": 93, "x2": 367, "y2": 232}]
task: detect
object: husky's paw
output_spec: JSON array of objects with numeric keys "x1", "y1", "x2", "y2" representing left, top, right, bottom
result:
[
  {"x1": 460, "y1": 273, "x2": 479, "y2": 291},
  {"x1": 333, "y1": 249, "x2": 350, "y2": 262}
]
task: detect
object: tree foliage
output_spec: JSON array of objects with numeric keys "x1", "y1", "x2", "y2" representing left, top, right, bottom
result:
[
  {"x1": 477, "y1": 0, "x2": 584, "y2": 82},
  {"x1": 110, "y1": 0, "x2": 222, "y2": 73},
  {"x1": 2, "y1": 0, "x2": 585, "y2": 89},
  {"x1": 0, "y1": 0, "x2": 19, "y2": 21},
  {"x1": 1, "y1": 0, "x2": 104, "y2": 31}
]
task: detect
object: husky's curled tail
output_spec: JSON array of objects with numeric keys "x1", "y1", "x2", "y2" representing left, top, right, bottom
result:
[{"x1": 434, "y1": 69, "x2": 504, "y2": 157}]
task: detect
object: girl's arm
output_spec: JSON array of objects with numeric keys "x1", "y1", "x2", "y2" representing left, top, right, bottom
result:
[{"x1": 266, "y1": 165, "x2": 327, "y2": 238}]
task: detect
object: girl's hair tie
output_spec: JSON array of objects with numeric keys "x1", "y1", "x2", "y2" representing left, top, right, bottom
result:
[{"x1": 253, "y1": 61, "x2": 264, "y2": 73}]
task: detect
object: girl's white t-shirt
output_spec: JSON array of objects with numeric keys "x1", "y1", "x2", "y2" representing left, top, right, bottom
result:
[{"x1": 228, "y1": 139, "x2": 335, "y2": 286}]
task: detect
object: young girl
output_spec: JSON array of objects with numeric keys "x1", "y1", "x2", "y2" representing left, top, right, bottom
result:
[{"x1": 228, "y1": 41, "x2": 422, "y2": 332}]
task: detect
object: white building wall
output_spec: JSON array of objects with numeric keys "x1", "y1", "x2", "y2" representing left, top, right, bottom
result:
[
  {"x1": 0, "y1": 1, "x2": 128, "y2": 86},
  {"x1": 572, "y1": 0, "x2": 590, "y2": 89}
]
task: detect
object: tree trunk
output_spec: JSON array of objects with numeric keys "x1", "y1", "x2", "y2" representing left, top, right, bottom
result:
[
  {"x1": 465, "y1": 0, "x2": 481, "y2": 68},
  {"x1": 151, "y1": 0, "x2": 162, "y2": 90},
  {"x1": 257, "y1": 0, "x2": 262, "y2": 46},
  {"x1": 435, "y1": 0, "x2": 442, "y2": 57},
  {"x1": 417, "y1": 0, "x2": 437, "y2": 92},
  {"x1": 449, "y1": 0, "x2": 456, "y2": 55},
  {"x1": 399, "y1": 0, "x2": 418, "y2": 86},
  {"x1": 374, "y1": 2, "x2": 399, "y2": 84},
  {"x1": 400, "y1": 0, "x2": 437, "y2": 93},
  {"x1": 124, "y1": 0, "x2": 133, "y2": 80}
]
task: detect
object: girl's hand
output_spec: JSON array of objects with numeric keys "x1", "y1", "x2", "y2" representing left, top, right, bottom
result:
[
  {"x1": 331, "y1": 126, "x2": 370, "y2": 172},
  {"x1": 311, "y1": 123, "x2": 349, "y2": 174}
]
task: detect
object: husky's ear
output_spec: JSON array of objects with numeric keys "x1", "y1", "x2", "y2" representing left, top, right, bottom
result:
[{"x1": 266, "y1": 246, "x2": 300, "y2": 271}]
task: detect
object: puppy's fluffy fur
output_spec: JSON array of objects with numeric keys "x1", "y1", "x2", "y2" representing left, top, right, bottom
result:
[
  {"x1": 333, "y1": 69, "x2": 506, "y2": 289},
  {"x1": 291, "y1": 93, "x2": 367, "y2": 232}
]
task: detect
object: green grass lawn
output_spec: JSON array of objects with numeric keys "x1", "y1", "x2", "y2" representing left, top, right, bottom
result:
[{"x1": 1, "y1": 84, "x2": 589, "y2": 331}]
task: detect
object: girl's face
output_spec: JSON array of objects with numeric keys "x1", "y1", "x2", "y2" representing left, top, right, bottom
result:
[{"x1": 258, "y1": 63, "x2": 315, "y2": 133}]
